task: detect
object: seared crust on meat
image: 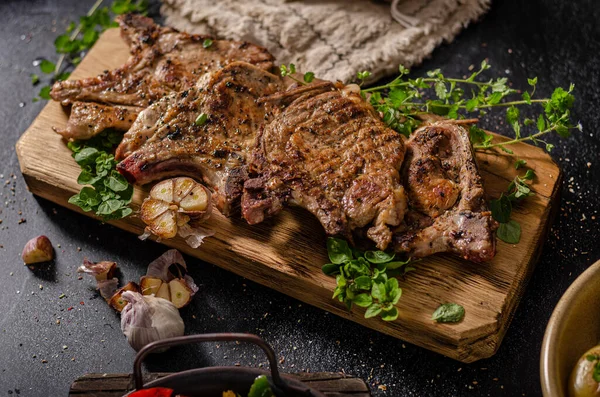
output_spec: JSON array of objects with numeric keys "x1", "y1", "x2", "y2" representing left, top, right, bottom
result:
[
  {"x1": 53, "y1": 102, "x2": 142, "y2": 141},
  {"x1": 50, "y1": 14, "x2": 275, "y2": 107},
  {"x1": 242, "y1": 85, "x2": 407, "y2": 250},
  {"x1": 116, "y1": 62, "x2": 284, "y2": 216},
  {"x1": 49, "y1": 14, "x2": 275, "y2": 141},
  {"x1": 393, "y1": 121, "x2": 497, "y2": 262}
]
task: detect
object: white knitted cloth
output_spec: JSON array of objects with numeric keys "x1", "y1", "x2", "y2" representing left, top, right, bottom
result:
[{"x1": 161, "y1": 0, "x2": 490, "y2": 83}]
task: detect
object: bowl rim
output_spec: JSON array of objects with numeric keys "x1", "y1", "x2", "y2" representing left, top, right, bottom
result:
[{"x1": 540, "y1": 259, "x2": 600, "y2": 397}]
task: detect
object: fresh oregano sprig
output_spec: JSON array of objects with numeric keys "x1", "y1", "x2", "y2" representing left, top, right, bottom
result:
[
  {"x1": 489, "y1": 169, "x2": 536, "y2": 243},
  {"x1": 33, "y1": 0, "x2": 148, "y2": 101},
  {"x1": 362, "y1": 61, "x2": 580, "y2": 152},
  {"x1": 67, "y1": 130, "x2": 133, "y2": 220},
  {"x1": 322, "y1": 237, "x2": 415, "y2": 322},
  {"x1": 279, "y1": 63, "x2": 316, "y2": 85}
]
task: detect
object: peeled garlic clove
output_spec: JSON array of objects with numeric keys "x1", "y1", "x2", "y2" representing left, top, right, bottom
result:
[
  {"x1": 169, "y1": 279, "x2": 193, "y2": 308},
  {"x1": 109, "y1": 282, "x2": 141, "y2": 312},
  {"x1": 155, "y1": 282, "x2": 171, "y2": 301},
  {"x1": 22, "y1": 235, "x2": 54, "y2": 264},
  {"x1": 147, "y1": 210, "x2": 178, "y2": 239},
  {"x1": 172, "y1": 177, "x2": 196, "y2": 204},
  {"x1": 140, "y1": 199, "x2": 171, "y2": 222},
  {"x1": 140, "y1": 276, "x2": 163, "y2": 296},
  {"x1": 150, "y1": 179, "x2": 174, "y2": 203},
  {"x1": 179, "y1": 185, "x2": 209, "y2": 212}
]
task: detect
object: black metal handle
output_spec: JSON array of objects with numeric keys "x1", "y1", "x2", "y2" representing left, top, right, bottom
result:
[{"x1": 132, "y1": 333, "x2": 285, "y2": 391}]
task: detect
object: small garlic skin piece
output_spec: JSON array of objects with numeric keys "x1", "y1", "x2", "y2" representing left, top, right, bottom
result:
[
  {"x1": 121, "y1": 291, "x2": 184, "y2": 352},
  {"x1": 22, "y1": 235, "x2": 54, "y2": 264},
  {"x1": 77, "y1": 259, "x2": 117, "y2": 281}
]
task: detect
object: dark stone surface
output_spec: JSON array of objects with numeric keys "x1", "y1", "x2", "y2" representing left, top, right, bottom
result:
[{"x1": 0, "y1": 0, "x2": 598, "y2": 395}]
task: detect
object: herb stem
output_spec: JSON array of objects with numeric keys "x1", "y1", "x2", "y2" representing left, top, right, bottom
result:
[
  {"x1": 54, "y1": 0, "x2": 104, "y2": 77},
  {"x1": 395, "y1": 99, "x2": 547, "y2": 110},
  {"x1": 474, "y1": 125, "x2": 570, "y2": 149},
  {"x1": 287, "y1": 75, "x2": 307, "y2": 86},
  {"x1": 362, "y1": 77, "x2": 491, "y2": 93}
]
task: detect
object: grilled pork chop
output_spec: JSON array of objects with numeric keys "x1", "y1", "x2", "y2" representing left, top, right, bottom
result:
[
  {"x1": 116, "y1": 62, "x2": 285, "y2": 215},
  {"x1": 242, "y1": 86, "x2": 407, "y2": 250},
  {"x1": 393, "y1": 121, "x2": 497, "y2": 262},
  {"x1": 53, "y1": 102, "x2": 141, "y2": 140},
  {"x1": 50, "y1": 14, "x2": 275, "y2": 140}
]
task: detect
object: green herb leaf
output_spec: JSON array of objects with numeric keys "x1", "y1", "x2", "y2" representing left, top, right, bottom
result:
[
  {"x1": 354, "y1": 275, "x2": 372, "y2": 290},
  {"x1": 326, "y1": 237, "x2": 353, "y2": 264},
  {"x1": 322, "y1": 263, "x2": 340, "y2": 275},
  {"x1": 303, "y1": 72, "x2": 315, "y2": 83},
  {"x1": 380, "y1": 307, "x2": 399, "y2": 321},
  {"x1": 106, "y1": 173, "x2": 129, "y2": 192},
  {"x1": 365, "y1": 304, "x2": 382, "y2": 318},
  {"x1": 385, "y1": 259, "x2": 411, "y2": 270},
  {"x1": 432, "y1": 303, "x2": 465, "y2": 323},
  {"x1": 523, "y1": 169, "x2": 536, "y2": 180},
  {"x1": 38, "y1": 86, "x2": 51, "y2": 100},
  {"x1": 195, "y1": 113, "x2": 208, "y2": 126},
  {"x1": 490, "y1": 195, "x2": 512, "y2": 223},
  {"x1": 528, "y1": 77, "x2": 538, "y2": 87},
  {"x1": 202, "y1": 38, "x2": 213, "y2": 49},
  {"x1": 353, "y1": 293, "x2": 373, "y2": 308},
  {"x1": 364, "y1": 250, "x2": 395, "y2": 264},
  {"x1": 514, "y1": 159, "x2": 527, "y2": 169},
  {"x1": 594, "y1": 364, "x2": 600, "y2": 383},
  {"x1": 39, "y1": 59, "x2": 55, "y2": 74},
  {"x1": 356, "y1": 70, "x2": 372, "y2": 81},
  {"x1": 74, "y1": 147, "x2": 100, "y2": 166},
  {"x1": 497, "y1": 220, "x2": 521, "y2": 244},
  {"x1": 31, "y1": 74, "x2": 40, "y2": 85},
  {"x1": 371, "y1": 282, "x2": 386, "y2": 301}
]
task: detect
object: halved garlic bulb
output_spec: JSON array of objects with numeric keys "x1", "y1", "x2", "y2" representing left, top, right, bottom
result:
[{"x1": 139, "y1": 177, "x2": 214, "y2": 247}]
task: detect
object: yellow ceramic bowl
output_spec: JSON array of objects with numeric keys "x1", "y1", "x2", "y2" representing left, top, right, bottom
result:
[{"x1": 541, "y1": 260, "x2": 600, "y2": 397}]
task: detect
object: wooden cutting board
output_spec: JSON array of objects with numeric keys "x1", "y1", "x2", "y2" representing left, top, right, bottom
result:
[
  {"x1": 69, "y1": 372, "x2": 370, "y2": 396},
  {"x1": 15, "y1": 28, "x2": 562, "y2": 363}
]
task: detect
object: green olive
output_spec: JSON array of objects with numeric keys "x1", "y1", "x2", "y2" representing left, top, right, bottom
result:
[{"x1": 570, "y1": 345, "x2": 600, "y2": 397}]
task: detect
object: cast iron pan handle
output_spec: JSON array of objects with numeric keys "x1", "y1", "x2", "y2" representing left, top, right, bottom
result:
[{"x1": 132, "y1": 333, "x2": 313, "y2": 396}]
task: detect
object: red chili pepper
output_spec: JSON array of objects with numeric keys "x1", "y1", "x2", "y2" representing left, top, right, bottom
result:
[{"x1": 128, "y1": 387, "x2": 175, "y2": 397}]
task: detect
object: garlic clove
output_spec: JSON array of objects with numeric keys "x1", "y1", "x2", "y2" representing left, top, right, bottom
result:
[
  {"x1": 179, "y1": 185, "x2": 209, "y2": 212},
  {"x1": 168, "y1": 278, "x2": 192, "y2": 308},
  {"x1": 150, "y1": 179, "x2": 174, "y2": 203},
  {"x1": 109, "y1": 282, "x2": 141, "y2": 312},
  {"x1": 155, "y1": 282, "x2": 171, "y2": 301},
  {"x1": 147, "y1": 210, "x2": 178, "y2": 239},
  {"x1": 172, "y1": 177, "x2": 196, "y2": 204},
  {"x1": 140, "y1": 276, "x2": 163, "y2": 296},
  {"x1": 22, "y1": 235, "x2": 54, "y2": 264},
  {"x1": 140, "y1": 198, "x2": 171, "y2": 222}
]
